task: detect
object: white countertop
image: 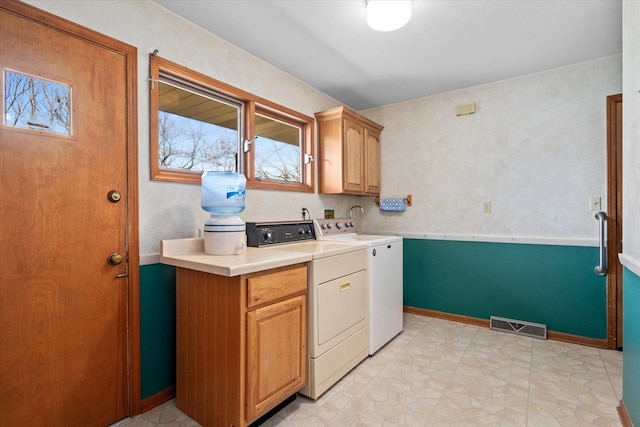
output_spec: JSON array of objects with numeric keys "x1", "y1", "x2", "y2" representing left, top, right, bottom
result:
[{"x1": 160, "y1": 238, "x2": 312, "y2": 277}]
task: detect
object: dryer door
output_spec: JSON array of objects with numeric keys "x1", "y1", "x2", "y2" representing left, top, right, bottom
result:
[{"x1": 317, "y1": 270, "x2": 367, "y2": 347}]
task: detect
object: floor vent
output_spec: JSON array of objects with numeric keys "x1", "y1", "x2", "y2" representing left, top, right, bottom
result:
[{"x1": 490, "y1": 316, "x2": 547, "y2": 339}]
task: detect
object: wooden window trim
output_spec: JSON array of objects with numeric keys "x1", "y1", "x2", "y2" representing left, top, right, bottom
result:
[
  {"x1": 149, "y1": 54, "x2": 315, "y2": 193},
  {"x1": 248, "y1": 102, "x2": 314, "y2": 193},
  {"x1": 149, "y1": 55, "x2": 249, "y2": 184}
]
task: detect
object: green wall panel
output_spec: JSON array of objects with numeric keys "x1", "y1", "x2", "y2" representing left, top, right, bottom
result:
[
  {"x1": 623, "y1": 268, "x2": 640, "y2": 425},
  {"x1": 138, "y1": 241, "x2": 610, "y2": 400},
  {"x1": 404, "y1": 239, "x2": 607, "y2": 339},
  {"x1": 140, "y1": 263, "x2": 176, "y2": 399}
]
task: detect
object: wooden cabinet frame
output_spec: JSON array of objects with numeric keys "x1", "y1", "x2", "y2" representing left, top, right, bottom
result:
[{"x1": 315, "y1": 106, "x2": 384, "y2": 196}]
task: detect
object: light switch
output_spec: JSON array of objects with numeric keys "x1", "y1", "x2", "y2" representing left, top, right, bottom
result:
[
  {"x1": 590, "y1": 197, "x2": 602, "y2": 211},
  {"x1": 483, "y1": 201, "x2": 492, "y2": 213}
]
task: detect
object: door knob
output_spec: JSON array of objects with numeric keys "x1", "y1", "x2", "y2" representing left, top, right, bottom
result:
[
  {"x1": 108, "y1": 252, "x2": 124, "y2": 266},
  {"x1": 107, "y1": 190, "x2": 122, "y2": 203}
]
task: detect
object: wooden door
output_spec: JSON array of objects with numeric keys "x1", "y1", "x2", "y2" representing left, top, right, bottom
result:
[
  {"x1": 246, "y1": 295, "x2": 307, "y2": 422},
  {"x1": 343, "y1": 119, "x2": 364, "y2": 193},
  {"x1": 364, "y1": 128, "x2": 381, "y2": 195},
  {"x1": 607, "y1": 94, "x2": 623, "y2": 350},
  {"x1": 0, "y1": 2, "x2": 138, "y2": 425}
]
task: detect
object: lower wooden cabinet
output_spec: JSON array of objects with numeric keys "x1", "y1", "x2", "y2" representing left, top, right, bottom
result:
[
  {"x1": 246, "y1": 294, "x2": 307, "y2": 420},
  {"x1": 176, "y1": 263, "x2": 308, "y2": 427}
]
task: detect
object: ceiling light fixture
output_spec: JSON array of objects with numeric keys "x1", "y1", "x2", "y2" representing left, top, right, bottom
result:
[{"x1": 366, "y1": 0, "x2": 412, "y2": 32}]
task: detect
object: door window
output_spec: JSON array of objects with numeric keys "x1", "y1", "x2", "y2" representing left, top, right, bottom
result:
[{"x1": 3, "y1": 69, "x2": 71, "y2": 136}]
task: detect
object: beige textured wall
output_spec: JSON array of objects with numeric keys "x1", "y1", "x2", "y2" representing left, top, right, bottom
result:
[
  {"x1": 25, "y1": 1, "x2": 622, "y2": 255},
  {"x1": 359, "y1": 56, "x2": 621, "y2": 243},
  {"x1": 622, "y1": 1, "x2": 640, "y2": 266},
  {"x1": 26, "y1": 0, "x2": 356, "y2": 259}
]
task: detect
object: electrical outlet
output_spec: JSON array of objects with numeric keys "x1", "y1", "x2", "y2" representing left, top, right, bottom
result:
[
  {"x1": 590, "y1": 197, "x2": 602, "y2": 211},
  {"x1": 483, "y1": 201, "x2": 492, "y2": 214}
]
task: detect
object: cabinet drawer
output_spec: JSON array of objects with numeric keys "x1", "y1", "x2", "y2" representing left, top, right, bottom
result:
[{"x1": 247, "y1": 264, "x2": 307, "y2": 308}]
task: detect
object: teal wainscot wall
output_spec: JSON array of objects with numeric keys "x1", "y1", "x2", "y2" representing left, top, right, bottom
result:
[
  {"x1": 623, "y1": 267, "x2": 640, "y2": 424},
  {"x1": 140, "y1": 263, "x2": 177, "y2": 399},
  {"x1": 138, "y1": 238, "x2": 611, "y2": 401},
  {"x1": 403, "y1": 238, "x2": 607, "y2": 339}
]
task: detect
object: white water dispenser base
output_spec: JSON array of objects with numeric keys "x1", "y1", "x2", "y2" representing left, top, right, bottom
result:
[{"x1": 203, "y1": 215, "x2": 246, "y2": 255}]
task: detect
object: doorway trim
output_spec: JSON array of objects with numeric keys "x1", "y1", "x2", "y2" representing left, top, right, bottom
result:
[
  {"x1": 606, "y1": 93, "x2": 623, "y2": 350},
  {"x1": 0, "y1": 0, "x2": 141, "y2": 415}
]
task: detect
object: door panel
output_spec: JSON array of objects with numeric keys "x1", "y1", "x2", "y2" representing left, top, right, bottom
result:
[
  {"x1": 343, "y1": 120, "x2": 364, "y2": 192},
  {"x1": 317, "y1": 270, "x2": 366, "y2": 345},
  {"x1": 1, "y1": 6, "x2": 131, "y2": 426},
  {"x1": 364, "y1": 128, "x2": 381, "y2": 195},
  {"x1": 246, "y1": 295, "x2": 307, "y2": 422},
  {"x1": 606, "y1": 94, "x2": 623, "y2": 350}
]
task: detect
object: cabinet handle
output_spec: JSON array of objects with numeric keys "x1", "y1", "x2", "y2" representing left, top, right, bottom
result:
[{"x1": 340, "y1": 281, "x2": 351, "y2": 292}]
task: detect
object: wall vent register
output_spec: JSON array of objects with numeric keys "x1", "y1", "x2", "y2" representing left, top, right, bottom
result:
[{"x1": 490, "y1": 316, "x2": 547, "y2": 339}]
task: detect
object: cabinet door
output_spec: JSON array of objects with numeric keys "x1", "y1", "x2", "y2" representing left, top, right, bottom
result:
[
  {"x1": 343, "y1": 119, "x2": 365, "y2": 193},
  {"x1": 246, "y1": 295, "x2": 307, "y2": 422},
  {"x1": 364, "y1": 128, "x2": 381, "y2": 195}
]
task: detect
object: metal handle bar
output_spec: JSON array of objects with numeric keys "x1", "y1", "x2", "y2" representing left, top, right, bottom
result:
[{"x1": 594, "y1": 211, "x2": 607, "y2": 276}]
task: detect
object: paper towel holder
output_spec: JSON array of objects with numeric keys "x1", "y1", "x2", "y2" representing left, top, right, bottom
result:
[{"x1": 375, "y1": 194, "x2": 412, "y2": 207}]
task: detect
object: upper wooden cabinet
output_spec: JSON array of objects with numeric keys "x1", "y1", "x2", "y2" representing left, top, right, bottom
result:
[{"x1": 315, "y1": 106, "x2": 384, "y2": 196}]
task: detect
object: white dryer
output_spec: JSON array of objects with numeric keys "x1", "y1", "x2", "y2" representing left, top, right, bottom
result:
[{"x1": 314, "y1": 218, "x2": 403, "y2": 355}]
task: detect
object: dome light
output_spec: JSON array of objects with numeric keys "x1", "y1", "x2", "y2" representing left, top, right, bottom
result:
[{"x1": 366, "y1": 0, "x2": 412, "y2": 32}]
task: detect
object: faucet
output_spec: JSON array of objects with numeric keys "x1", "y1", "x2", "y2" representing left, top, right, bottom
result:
[{"x1": 349, "y1": 205, "x2": 364, "y2": 219}]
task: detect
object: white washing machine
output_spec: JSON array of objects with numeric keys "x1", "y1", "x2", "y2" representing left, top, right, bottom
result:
[{"x1": 314, "y1": 218, "x2": 403, "y2": 355}]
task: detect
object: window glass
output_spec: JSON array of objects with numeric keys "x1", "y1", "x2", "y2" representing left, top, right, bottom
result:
[
  {"x1": 254, "y1": 113, "x2": 302, "y2": 183},
  {"x1": 158, "y1": 80, "x2": 241, "y2": 173},
  {"x1": 4, "y1": 70, "x2": 71, "y2": 135},
  {"x1": 150, "y1": 55, "x2": 314, "y2": 192}
]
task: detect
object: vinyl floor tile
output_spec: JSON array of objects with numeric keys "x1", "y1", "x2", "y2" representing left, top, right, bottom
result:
[{"x1": 120, "y1": 314, "x2": 623, "y2": 427}]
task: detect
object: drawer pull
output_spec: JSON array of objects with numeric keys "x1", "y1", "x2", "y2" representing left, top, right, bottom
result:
[{"x1": 340, "y1": 281, "x2": 351, "y2": 292}]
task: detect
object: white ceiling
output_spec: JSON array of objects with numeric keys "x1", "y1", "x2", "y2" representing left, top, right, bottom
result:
[{"x1": 153, "y1": 0, "x2": 622, "y2": 111}]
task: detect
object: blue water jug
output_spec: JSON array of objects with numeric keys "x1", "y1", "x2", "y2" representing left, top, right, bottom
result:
[{"x1": 201, "y1": 172, "x2": 246, "y2": 215}]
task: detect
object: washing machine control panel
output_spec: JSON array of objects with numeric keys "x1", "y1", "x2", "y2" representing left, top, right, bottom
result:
[{"x1": 314, "y1": 218, "x2": 357, "y2": 238}]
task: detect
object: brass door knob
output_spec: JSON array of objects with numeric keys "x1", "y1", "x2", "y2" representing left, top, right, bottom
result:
[
  {"x1": 108, "y1": 253, "x2": 124, "y2": 266},
  {"x1": 107, "y1": 190, "x2": 122, "y2": 203}
]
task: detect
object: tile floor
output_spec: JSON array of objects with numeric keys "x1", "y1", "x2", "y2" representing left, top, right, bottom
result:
[{"x1": 121, "y1": 314, "x2": 623, "y2": 426}]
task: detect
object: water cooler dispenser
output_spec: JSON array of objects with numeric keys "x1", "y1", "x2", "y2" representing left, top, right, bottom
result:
[{"x1": 201, "y1": 172, "x2": 247, "y2": 255}]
